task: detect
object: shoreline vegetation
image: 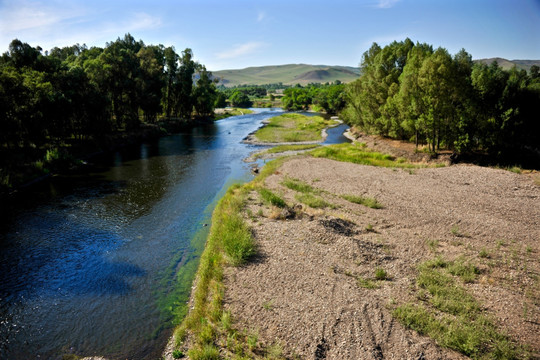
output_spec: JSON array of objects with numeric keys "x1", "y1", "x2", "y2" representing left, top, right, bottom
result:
[{"x1": 166, "y1": 136, "x2": 539, "y2": 359}]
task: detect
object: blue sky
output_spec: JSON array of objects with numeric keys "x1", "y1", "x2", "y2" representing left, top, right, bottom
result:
[{"x1": 1, "y1": 0, "x2": 539, "y2": 70}]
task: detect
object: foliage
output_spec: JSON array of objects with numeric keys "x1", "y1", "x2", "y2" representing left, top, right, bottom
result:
[
  {"x1": 342, "y1": 39, "x2": 540, "y2": 165},
  {"x1": 0, "y1": 36, "x2": 219, "y2": 191},
  {"x1": 229, "y1": 90, "x2": 252, "y2": 107},
  {"x1": 281, "y1": 83, "x2": 345, "y2": 113}
]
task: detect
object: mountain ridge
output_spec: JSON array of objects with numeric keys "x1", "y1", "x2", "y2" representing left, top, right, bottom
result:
[
  {"x1": 474, "y1": 58, "x2": 540, "y2": 71},
  {"x1": 211, "y1": 64, "x2": 360, "y2": 87}
]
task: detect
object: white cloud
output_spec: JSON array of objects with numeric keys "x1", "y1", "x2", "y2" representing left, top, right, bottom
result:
[
  {"x1": 257, "y1": 11, "x2": 266, "y2": 22},
  {"x1": 0, "y1": 0, "x2": 163, "y2": 52},
  {"x1": 0, "y1": 0, "x2": 87, "y2": 33},
  {"x1": 376, "y1": 0, "x2": 401, "y2": 9},
  {"x1": 216, "y1": 41, "x2": 266, "y2": 60}
]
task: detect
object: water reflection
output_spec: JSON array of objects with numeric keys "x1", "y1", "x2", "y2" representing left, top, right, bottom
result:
[{"x1": 0, "y1": 109, "x2": 348, "y2": 359}]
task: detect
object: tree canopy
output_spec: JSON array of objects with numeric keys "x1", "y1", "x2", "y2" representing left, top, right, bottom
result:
[
  {"x1": 341, "y1": 39, "x2": 540, "y2": 164},
  {"x1": 0, "y1": 35, "x2": 219, "y2": 192}
]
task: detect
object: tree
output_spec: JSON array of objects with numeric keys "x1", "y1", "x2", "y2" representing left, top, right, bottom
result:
[
  {"x1": 229, "y1": 90, "x2": 252, "y2": 107},
  {"x1": 192, "y1": 66, "x2": 216, "y2": 117},
  {"x1": 214, "y1": 91, "x2": 227, "y2": 108},
  {"x1": 137, "y1": 45, "x2": 165, "y2": 122},
  {"x1": 176, "y1": 48, "x2": 196, "y2": 120},
  {"x1": 163, "y1": 46, "x2": 179, "y2": 119}
]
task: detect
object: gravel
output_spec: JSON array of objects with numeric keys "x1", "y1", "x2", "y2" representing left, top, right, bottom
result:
[{"x1": 224, "y1": 156, "x2": 540, "y2": 359}]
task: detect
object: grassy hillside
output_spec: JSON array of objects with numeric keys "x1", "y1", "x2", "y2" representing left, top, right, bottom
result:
[
  {"x1": 475, "y1": 57, "x2": 540, "y2": 71},
  {"x1": 212, "y1": 64, "x2": 360, "y2": 87}
]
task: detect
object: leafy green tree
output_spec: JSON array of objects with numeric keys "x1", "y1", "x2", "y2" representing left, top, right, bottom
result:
[
  {"x1": 163, "y1": 46, "x2": 179, "y2": 119},
  {"x1": 192, "y1": 66, "x2": 216, "y2": 117},
  {"x1": 137, "y1": 45, "x2": 165, "y2": 122},
  {"x1": 176, "y1": 48, "x2": 196, "y2": 120},
  {"x1": 229, "y1": 90, "x2": 252, "y2": 107},
  {"x1": 214, "y1": 91, "x2": 227, "y2": 108}
]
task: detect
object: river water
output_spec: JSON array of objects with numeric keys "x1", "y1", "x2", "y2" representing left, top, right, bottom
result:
[{"x1": 0, "y1": 109, "x2": 349, "y2": 359}]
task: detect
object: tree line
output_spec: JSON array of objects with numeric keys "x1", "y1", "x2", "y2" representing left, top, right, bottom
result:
[
  {"x1": 0, "y1": 34, "x2": 220, "y2": 192},
  {"x1": 341, "y1": 39, "x2": 540, "y2": 163},
  {"x1": 0, "y1": 34, "x2": 219, "y2": 149},
  {"x1": 281, "y1": 82, "x2": 345, "y2": 114}
]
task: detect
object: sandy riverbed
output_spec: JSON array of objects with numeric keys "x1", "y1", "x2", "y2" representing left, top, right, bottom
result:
[{"x1": 222, "y1": 156, "x2": 539, "y2": 359}]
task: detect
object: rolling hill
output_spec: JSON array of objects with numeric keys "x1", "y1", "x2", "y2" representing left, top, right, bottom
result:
[
  {"x1": 212, "y1": 64, "x2": 360, "y2": 87},
  {"x1": 474, "y1": 58, "x2": 540, "y2": 71}
]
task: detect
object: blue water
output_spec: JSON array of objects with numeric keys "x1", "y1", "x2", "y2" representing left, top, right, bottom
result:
[{"x1": 0, "y1": 109, "x2": 348, "y2": 359}]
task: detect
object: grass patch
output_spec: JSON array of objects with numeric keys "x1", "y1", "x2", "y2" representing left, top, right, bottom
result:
[
  {"x1": 341, "y1": 194, "x2": 383, "y2": 209},
  {"x1": 253, "y1": 113, "x2": 333, "y2": 143},
  {"x1": 266, "y1": 144, "x2": 320, "y2": 154},
  {"x1": 393, "y1": 257, "x2": 524, "y2": 359},
  {"x1": 282, "y1": 177, "x2": 319, "y2": 194},
  {"x1": 478, "y1": 248, "x2": 491, "y2": 259},
  {"x1": 258, "y1": 188, "x2": 287, "y2": 208},
  {"x1": 188, "y1": 343, "x2": 220, "y2": 360},
  {"x1": 309, "y1": 143, "x2": 428, "y2": 168},
  {"x1": 295, "y1": 193, "x2": 334, "y2": 209},
  {"x1": 358, "y1": 277, "x2": 379, "y2": 289},
  {"x1": 375, "y1": 267, "x2": 388, "y2": 281}
]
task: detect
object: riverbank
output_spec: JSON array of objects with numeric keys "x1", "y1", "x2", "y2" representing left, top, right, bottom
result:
[{"x1": 167, "y1": 141, "x2": 539, "y2": 359}]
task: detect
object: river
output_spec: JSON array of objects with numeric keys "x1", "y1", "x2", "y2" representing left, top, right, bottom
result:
[{"x1": 0, "y1": 109, "x2": 349, "y2": 359}]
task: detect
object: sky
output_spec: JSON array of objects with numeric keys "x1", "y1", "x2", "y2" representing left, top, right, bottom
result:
[{"x1": 1, "y1": 0, "x2": 539, "y2": 71}]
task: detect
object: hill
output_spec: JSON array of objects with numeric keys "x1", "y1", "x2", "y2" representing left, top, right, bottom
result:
[
  {"x1": 474, "y1": 58, "x2": 540, "y2": 71},
  {"x1": 212, "y1": 64, "x2": 360, "y2": 87}
]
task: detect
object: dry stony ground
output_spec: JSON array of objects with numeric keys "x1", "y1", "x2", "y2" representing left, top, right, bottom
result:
[{"x1": 223, "y1": 156, "x2": 540, "y2": 359}]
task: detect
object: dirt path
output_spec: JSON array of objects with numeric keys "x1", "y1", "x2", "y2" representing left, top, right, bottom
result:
[{"x1": 223, "y1": 157, "x2": 540, "y2": 359}]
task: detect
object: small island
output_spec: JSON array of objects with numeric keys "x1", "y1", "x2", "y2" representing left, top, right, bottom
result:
[{"x1": 244, "y1": 113, "x2": 338, "y2": 145}]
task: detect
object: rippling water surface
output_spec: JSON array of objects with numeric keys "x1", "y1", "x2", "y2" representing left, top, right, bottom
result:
[{"x1": 0, "y1": 109, "x2": 348, "y2": 359}]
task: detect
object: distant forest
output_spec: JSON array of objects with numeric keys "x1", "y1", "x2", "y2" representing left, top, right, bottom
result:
[
  {"x1": 0, "y1": 34, "x2": 219, "y2": 192},
  {"x1": 341, "y1": 39, "x2": 540, "y2": 164}
]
